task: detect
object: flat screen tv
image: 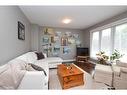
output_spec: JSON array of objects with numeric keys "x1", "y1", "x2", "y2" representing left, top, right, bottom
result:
[{"x1": 77, "y1": 47, "x2": 89, "y2": 56}]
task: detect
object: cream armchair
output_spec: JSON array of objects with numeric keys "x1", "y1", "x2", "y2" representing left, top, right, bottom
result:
[{"x1": 112, "y1": 61, "x2": 127, "y2": 89}]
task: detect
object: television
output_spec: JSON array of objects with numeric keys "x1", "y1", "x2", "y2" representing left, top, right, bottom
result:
[{"x1": 77, "y1": 47, "x2": 89, "y2": 56}]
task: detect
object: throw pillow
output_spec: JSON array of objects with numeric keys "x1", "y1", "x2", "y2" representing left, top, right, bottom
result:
[
  {"x1": 26, "y1": 63, "x2": 47, "y2": 76},
  {"x1": 35, "y1": 52, "x2": 45, "y2": 60}
]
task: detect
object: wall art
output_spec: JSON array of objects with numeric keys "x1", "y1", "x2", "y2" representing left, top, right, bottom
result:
[{"x1": 18, "y1": 21, "x2": 25, "y2": 40}]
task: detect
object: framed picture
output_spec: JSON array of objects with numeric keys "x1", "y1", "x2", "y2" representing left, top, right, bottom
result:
[
  {"x1": 42, "y1": 36, "x2": 50, "y2": 43},
  {"x1": 61, "y1": 37, "x2": 68, "y2": 46},
  {"x1": 18, "y1": 21, "x2": 25, "y2": 40},
  {"x1": 63, "y1": 47, "x2": 71, "y2": 54},
  {"x1": 44, "y1": 28, "x2": 54, "y2": 35}
]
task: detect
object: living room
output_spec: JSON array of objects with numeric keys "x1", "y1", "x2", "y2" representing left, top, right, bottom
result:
[{"x1": 0, "y1": 4, "x2": 127, "y2": 92}]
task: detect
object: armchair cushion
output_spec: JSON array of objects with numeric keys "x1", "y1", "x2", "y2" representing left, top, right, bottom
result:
[
  {"x1": 120, "y1": 68, "x2": 127, "y2": 73},
  {"x1": 116, "y1": 61, "x2": 127, "y2": 68}
]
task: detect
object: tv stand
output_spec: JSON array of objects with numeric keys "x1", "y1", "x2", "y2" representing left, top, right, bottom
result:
[{"x1": 76, "y1": 56, "x2": 89, "y2": 63}]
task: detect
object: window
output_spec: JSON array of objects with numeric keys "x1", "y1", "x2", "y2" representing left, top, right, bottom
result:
[
  {"x1": 90, "y1": 21, "x2": 127, "y2": 62},
  {"x1": 114, "y1": 24, "x2": 127, "y2": 61},
  {"x1": 101, "y1": 28, "x2": 111, "y2": 55},
  {"x1": 91, "y1": 31, "x2": 99, "y2": 57}
]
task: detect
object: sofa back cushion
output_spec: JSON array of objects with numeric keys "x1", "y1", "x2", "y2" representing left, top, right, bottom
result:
[
  {"x1": 17, "y1": 52, "x2": 37, "y2": 63},
  {"x1": 116, "y1": 61, "x2": 127, "y2": 68}
]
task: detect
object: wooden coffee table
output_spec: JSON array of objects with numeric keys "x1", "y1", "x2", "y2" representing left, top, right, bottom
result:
[{"x1": 57, "y1": 64, "x2": 84, "y2": 89}]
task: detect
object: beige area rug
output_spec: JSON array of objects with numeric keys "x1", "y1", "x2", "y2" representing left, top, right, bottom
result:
[{"x1": 49, "y1": 66, "x2": 111, "y2": 90}]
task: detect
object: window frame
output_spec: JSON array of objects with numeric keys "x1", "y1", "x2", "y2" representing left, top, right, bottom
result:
[
  {"x1": 90, "y1": 18, "x2": 127, "y2": 59},
  {"x1": 90, "y1": 31, "x2": 100, "y2": 58}
]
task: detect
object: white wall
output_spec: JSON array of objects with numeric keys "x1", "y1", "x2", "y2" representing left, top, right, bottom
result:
[{"x1": 0, "y1": 6, "x2": 31, "y2": 65}]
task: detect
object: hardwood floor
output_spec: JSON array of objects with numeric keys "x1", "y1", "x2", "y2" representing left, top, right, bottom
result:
[{"x1": 74, "y1": 61, "x2": 96, "y2": 74}]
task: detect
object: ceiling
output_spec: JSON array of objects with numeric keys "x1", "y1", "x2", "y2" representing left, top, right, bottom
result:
[{"x1": 19, "y1": 6, "x2": 127, "y2": 30}]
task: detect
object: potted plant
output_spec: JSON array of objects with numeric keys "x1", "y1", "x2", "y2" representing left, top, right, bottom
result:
[
  {"x1": 96, "y1": 51, "x2": 109, "y2": 65},
  {"x1": 110, "y1": 49, "x2": 124, "y2": 63}
]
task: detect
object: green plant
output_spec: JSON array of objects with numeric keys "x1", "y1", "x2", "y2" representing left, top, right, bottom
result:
[
  {"x1": 96, "y1": 51, "x2": 109, "y2": 65},
  {"x1": 110, "y1": 49, "x2": 124, "y2": 61}
]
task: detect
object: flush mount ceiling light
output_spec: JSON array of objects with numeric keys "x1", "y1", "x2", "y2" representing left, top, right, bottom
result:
[{"x1": 62, "y1": 18, "x2": 72, "y2": 24}]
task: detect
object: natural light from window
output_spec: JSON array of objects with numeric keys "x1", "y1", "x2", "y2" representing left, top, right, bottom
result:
[
  {"x1": 114, "y1": 24, "x2": 127, "y2": 62},
  {"x1": 91, "y1": 22, "x2": 127, "y2": 62},
  {"x1": 101, "y1": 28, "x2": 111, "y2": 55},
  {"x1": 91, "y1": 31, "x2": 99, "y2": 58}
]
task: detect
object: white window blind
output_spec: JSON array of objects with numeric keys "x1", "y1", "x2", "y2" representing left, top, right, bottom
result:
[
  {"x1": 114, "y1": 24, "x2": 127, "y2": 62},
  {"x1": 101, "y1": 28, "x2": 111, "y2": 55},
  {"x1": 91, "y1": 31, "x2": 99, "y2": 57}
]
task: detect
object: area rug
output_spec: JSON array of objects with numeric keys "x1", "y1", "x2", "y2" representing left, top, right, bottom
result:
[{"x1": 49, "y1": 65, "x2": 111, "y2": 90}]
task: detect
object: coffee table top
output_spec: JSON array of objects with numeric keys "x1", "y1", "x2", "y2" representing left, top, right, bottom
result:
[{"x1": 57, "y1": 64, "x2": 84, "y2": 77}]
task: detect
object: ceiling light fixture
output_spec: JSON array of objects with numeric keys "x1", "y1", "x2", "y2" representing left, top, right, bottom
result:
[{"x1": 62, "y1": 18, "x2": 71, "y2": 24}]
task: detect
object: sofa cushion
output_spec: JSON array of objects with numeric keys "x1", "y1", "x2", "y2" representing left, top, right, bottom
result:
[
  {"x1": 35, "y1": 52, "x2": 45, "y2": 60},
  {"x1": 42, "y1": 57, "x2": 63, "y2": 63},
  {"x1": 18, "y1": 71, "x2": 48, "y2": 89},
  {"x1": 34, "y1": 60, "x2": 49, "y2": 83}
]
